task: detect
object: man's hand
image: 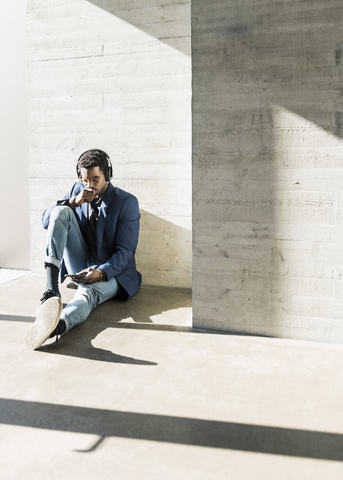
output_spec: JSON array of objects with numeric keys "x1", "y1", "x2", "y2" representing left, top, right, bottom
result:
[
  {"x1": 71, "y1": 188, "x2": 98, "y2": 207},
  {"x1": 73, "y1": 267, "x2": 102, "y2": 284}
]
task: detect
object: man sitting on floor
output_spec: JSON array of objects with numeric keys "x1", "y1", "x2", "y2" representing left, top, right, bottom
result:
[{"x1": 26, "y1": 149, "x2": 142, "y2": 349}]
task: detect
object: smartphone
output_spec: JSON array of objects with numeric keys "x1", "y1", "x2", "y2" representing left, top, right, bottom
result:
[{"x1": 64, "y1": 273, "x2": 87, "y2": 280}]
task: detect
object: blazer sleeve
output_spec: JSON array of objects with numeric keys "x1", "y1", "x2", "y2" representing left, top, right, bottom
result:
[
  {"x1": 42, "y1": 183, "x2": 81, "y2": 230},
  {"x1": 99, "y1": 195, "x2": 140, "y2": 281}
]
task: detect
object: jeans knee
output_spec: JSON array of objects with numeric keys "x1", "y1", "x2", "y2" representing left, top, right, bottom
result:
[
  {"x1": 77, "y1": 285, "x2": 100, "y2": 309},
  {"x1": 50, "y1": 205, "x2": 73, "y2": 225}
]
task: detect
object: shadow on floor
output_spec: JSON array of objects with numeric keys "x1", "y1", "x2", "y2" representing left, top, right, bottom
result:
[
  {"x1": 1, "y1": 397, "x2": 342, "y2": 461},
  {"x1": 39, "y1": 286, "x2": 191, "y2": 364},
  {"x1": 0, "y1": 315, "x2": 35, "y2": 323},
  {"x1": 39, "y1": 323, "x2": 158, "y2": 366},
  {"x1": 1, "y1": 286, "x2": 192, "y2": 365}
]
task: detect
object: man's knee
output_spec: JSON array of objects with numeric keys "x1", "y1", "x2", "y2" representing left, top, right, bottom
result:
[
  {"x1": 76, "y1": 285, "x2": 100, "y2": 310},
  {"x1": 50, "y1": 205, "x2": 74, "y2": 224}
]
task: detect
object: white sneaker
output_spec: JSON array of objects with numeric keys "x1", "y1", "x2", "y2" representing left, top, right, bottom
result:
[{"x1": 25, "y1": 296, "x2": 63, "y2": 350}]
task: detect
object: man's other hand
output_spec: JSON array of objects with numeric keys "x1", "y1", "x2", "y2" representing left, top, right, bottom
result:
[
  {"x1": 74, "y1": 267, "x2": 102, "y2": 284},
  {"x1": 74, "y1": 188, "x2": 98, "y2": 206}
]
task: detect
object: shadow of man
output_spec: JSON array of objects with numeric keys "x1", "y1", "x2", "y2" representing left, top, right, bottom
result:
[{"x1": 38, "y1": 286, "x2": 192, "y2": 365}]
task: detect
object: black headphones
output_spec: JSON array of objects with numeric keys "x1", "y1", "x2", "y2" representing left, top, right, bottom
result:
[{"x1": 76, "y1": 149, "x2": 113, "y2": 182}]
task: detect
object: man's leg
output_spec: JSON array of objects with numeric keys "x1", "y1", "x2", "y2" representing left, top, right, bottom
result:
[
  {"x1": 44, "y1": 206, "x2": 89, "y2": 296},
  {"x1": 26, "y1": 206, "x2": 89, "y2": 349},
  {"x1": 60, "y1": 276, "x2": 121, "y2": 331},
  {"x1": 45, "y1": 205, "x2": 89, "y2": 275}
]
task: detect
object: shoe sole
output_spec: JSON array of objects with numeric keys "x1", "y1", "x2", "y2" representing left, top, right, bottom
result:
[{"x1": 25, "y1": 297, "x2": 63, "y2": 350}]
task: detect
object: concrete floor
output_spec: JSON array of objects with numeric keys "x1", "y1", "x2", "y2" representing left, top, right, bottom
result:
[
  {"x1": 0, "y1": 268, "x2": 29, "y2": 285},
  {"x1": 0, "y1": 275, "x2": 343, "y2": 479}
]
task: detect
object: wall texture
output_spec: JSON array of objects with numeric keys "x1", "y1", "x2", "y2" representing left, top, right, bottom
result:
[
  {"x1": 192, "y1": 1, "x2": 343, "y2": 342},
  {"x1": 0, "y1": 2, "x2": 30, "y2": 269},
  {"x1": 27, "y1": 0, "x2": 191, "y2": 287}
]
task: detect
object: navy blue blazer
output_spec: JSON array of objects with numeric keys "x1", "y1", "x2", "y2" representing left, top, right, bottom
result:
[{"x1": 42, "y1": 182, "x2": 142, "y2": 300}]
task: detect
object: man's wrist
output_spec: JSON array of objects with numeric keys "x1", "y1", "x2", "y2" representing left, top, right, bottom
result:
[
  {"x1": 68, "y1": 196, "x2": 78, "y2": 209},
  {"x1": 98, "y1": 269, "x2": 106, "y2": 281}
]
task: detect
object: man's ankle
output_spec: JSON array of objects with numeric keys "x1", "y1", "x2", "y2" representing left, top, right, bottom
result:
[
  {"x1": 45, "y1": 263, "x2": 60, "y2": 294},
  {"x1": 40, "y1": 289, "x2": 61, "y2": 304},
  {"x1": 49, "y1": 319, "x2": 66, "y2": 338}
]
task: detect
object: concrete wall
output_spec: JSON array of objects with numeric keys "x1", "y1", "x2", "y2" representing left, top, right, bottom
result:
[
  {"x1": 0, "y1": 2, "x2": 30, "y2": 269},
  {"x1": 192, "y1": 1, "x2": 343, "y2": 343},
  {"x1": 27, "y1": 0, "x2": 191, "y2": 287}
]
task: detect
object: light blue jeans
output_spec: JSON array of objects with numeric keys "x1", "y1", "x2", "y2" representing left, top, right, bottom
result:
[{"x1": 44, "y1": 205, "x2": 120, "y2": 332}]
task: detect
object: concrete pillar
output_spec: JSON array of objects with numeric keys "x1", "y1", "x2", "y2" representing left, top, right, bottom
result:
[{"x1": 192, "y1": 1, "x2": 343, "y2": 343}]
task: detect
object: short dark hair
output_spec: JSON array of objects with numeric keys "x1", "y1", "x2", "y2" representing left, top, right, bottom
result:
[{"x1": 76, "y1": 149, "x2": 110, "y2": 178}]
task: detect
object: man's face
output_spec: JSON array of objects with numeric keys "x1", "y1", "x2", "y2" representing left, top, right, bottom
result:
[{"x1": 80, "y1": 166, "x2": 108, "y2": 198}]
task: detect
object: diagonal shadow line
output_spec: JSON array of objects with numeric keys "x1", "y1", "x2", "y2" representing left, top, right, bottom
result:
[
  {"x1": 0, "y1": 314, "x2": 157, "y2": 365},
  {"x1": 115, "y1": 322, "x2": 193, "y2": 333},
  {"x1": 0, "y1": 314, "x2": 269, "y2": 339},
  {"x1": 0, "y1": 314, "x2": 35, "y2": 323},
  {"x1": 38, "y1": 339, "x2": 158, "y2": 366},
  {"x1": 1, "y1": 398, "x2": 343, "y2": 461},
  {"x1": 86, "y1": 0, "x2": 191, "y2": 56},
  {"x1": 113, "y1": 322, "x2": 272, "y2": 338}
]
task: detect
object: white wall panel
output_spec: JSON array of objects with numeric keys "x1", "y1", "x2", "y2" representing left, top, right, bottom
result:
[
  {"x1": 0, "y1": 2, "x2": 30, "y2": 269},
  {"x1": 27, "y1": 0, "x2": 191, "y2": 287}
]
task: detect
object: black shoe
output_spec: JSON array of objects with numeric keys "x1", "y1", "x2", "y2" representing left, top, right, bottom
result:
[
  {"x1": 25, "y1": 291, "x2": 63, "y2": 349},
  {"x1": 40, "y1": 289, "x2": 61, "y2": 304},
  {"x1": 49, "y1": 319, "x2": 66, "y2": 338}
]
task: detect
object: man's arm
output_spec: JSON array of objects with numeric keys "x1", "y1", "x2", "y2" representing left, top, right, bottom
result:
[
  {"x1": 42, "y1": 183, "x2": 81, "y2": 230},
  {"x1": 103, "y1": 196, "x2": 140, "y2": 280},
  {"x1": 76, "y1": 195, "x2": 140, "y2": 285},
  {"x1": 42, "y1": 182, "x2": 95, "y2": 229},
  {"x1": 98, "y1": 195, "x2": 140, "y2": 280}
]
